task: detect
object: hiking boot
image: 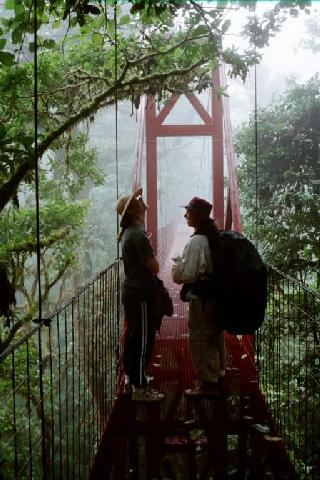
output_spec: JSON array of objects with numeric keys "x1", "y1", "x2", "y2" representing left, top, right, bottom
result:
[{"x1": 132, "y1": 386, "x2": 166, "y2": 403}]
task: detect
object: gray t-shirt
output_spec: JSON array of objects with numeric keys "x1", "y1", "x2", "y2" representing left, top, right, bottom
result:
[{"x1": 121, "y1": 225, "x2": 155, "y2": 299}]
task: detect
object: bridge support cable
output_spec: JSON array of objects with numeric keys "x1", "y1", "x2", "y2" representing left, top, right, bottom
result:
[
  {"x1": 113, "y1": 0, "x2": 120, "y2": 256},
  {"x1": 132, "y1": 95, "x2": 147, "y2": 192},
  {"x1": 33, "y1": 0, "x2": 48, "y2": 476},
  {"x1": 220, "y1": 62, "x2": 241, "y2": 232}
]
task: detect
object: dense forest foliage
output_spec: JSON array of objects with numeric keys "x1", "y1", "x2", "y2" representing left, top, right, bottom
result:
[
  {"x1": 236, "y1": 75, "x2": 320, "y2": 288},
  {"x1": 236, "y1": 69, "x2": 320, "y2": 477}
]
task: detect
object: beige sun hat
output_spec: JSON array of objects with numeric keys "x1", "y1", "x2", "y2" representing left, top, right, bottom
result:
[{"x1": 115, "y1": 187, "x2": 143, "y2": 217}]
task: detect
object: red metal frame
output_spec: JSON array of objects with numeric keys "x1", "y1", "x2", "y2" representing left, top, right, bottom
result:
[
  {"x1": 132, "y1": 95, "x2": 147, "y2": 192},
  {"x1": 145, "y1": 67, "x2": 240, "y2": 252}
]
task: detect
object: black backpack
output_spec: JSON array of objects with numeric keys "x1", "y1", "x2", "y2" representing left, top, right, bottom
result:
[{"x1": 181, "y1": 231, "x2": 268, "y2": 335}]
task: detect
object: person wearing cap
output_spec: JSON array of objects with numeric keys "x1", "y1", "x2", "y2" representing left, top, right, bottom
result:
[
  {"x1": 116, "y1": 188, "x2": 165, "y2": 402},
  {"x1": 172, "y1": 197, "x2": 226, "y2": 397}
]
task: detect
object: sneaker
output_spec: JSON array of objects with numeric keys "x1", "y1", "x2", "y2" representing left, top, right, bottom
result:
[
  {"x1": 145, "y1": 374, "x2": 154, "y2": 384},
  {"x1": 123, "y1": 374, "x2": 132, "y2": 394},
  {"x1": 132, "y1": 387, "x2": 166, "y2": 403},
  {"x1": 124, "y1": 383, "x2": 132, "y2": 395}
]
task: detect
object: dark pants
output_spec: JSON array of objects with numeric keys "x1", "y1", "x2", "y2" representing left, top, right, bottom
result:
[{"x1": 123, "y1": 295, "x2": 156, "y2": 387}]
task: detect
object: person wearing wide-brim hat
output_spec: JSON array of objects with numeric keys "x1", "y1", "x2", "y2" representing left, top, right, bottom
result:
[
  {"x1": 172, "y1": 197, "x2": 226, "y2": 397},
  {"x1": 116, "y1": 187, "x2": 165, "y2": 402}
]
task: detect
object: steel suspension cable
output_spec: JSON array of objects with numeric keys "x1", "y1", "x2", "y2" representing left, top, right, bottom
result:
[
  {"x1": 33, "y1": 0, "x2": 42, "y2": 323},
  {"x1": 254, "y1": 58, "x2": 261, "y2": 379},
  {"x1": 196, "y1": 92, "x2": 210, "y2": 195},
  {"x1": 254, "y1": 63, "x2": 259, "y2": 246},
  {"x1": 33, "y1": 0, "x2": 47, "y2": 476},
  {"x1": 113, "y1": 1, "x2": 122, "y2": 352},
  {"x1": 114, "y1": 0, "x2": 119, "y2": 258}
]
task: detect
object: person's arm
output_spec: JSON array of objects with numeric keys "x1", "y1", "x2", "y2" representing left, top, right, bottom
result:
[
  {"x1": 172, "y1": 237, "x2": 205, "y2": 284},
  {"x1": 135, "y1": 229, "x2": 159, "y2": 274},
  {"x1": 146, "y1": 256, "x2": 159, "y2": 275}
]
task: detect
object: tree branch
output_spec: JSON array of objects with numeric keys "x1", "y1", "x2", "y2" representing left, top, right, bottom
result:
[
  {"x1": 37, "y1": 58, "x2": 205, "y2": 158},
  {"x1": 127, "y1": 29, "x2": 205, "y2": 67},
  {"x1": 7, "y1": 227, "x2": 72, "y2": 254},
  {"x1": 189, "y1": 0, "x2": 221, "y2": 48},
  {"x1": 0, "y1": 320, "x2": 23, "y2": 355},
  {"x1": 0, "y1": 156, "x2": 34, "y2": 211},
  {"x1": 0, "y1": 55, "x2": 205, "y2": 212},
  {"x1": 48, "y1": 257, "x2": 72, "y2": 292}
]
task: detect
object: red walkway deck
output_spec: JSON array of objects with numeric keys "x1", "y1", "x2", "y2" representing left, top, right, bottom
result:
[{"x1": 90, "y1": 225, "x2": 297, "y2": 479}]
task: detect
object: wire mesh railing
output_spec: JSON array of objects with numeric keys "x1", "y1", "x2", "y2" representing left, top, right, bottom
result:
[
  {"x1": 0, "y1": 260, "x2": 123, "y2": 480},
  {"x1": 157, "y1": 221, "x2": 175, "y2": 268},
  {"x1": 257, "y1": 265, "x2": 320, "y2": 479}
]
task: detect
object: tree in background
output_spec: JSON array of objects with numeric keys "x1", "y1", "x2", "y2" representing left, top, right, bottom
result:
[
  {"x1": 0, "y1": 0, "x2": 311, "y2": 348},
  {"x1": 0, "y1": 0, "x2": 311, "y2": 211},
  {"x1": 236, "y1": 75, "x2": 320, "y2": 287},
  {"x1": 236, "y1": 74, "x2": 320, "y2": 475}
]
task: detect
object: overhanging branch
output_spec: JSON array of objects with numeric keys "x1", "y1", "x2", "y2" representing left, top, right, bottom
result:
[
  {"x1": 0, "y1": 157, "x2": 34, "y2": 211},
  {"x1": 0, "y1": 58, "x2": 206, "y2": 212},
  {"x1": 37, "y1": 58, "x2": 206, "y2": 158},
  {"x1": 7, "y1": 227, "x2": 72, "y2": 254}
]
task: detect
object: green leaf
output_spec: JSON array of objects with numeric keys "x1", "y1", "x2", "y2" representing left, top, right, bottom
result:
[
  {"x1": 53, "y1": 19, "x2": 61, "y2": 29},
  {"x1": 70, "y1": 16, "x2": 78, "y2": 28},
  {"x1": 119, "y1": 14, "x2": 130, "y2": 26},
  {"x1": 0, "y1": 39, "x2": 6, "y2": 50},
  {"x1": 221, "y1": 19, "x2": 231, "y2": 34},
  {"x1": 4, "y1": 0, "x2": 15, "y2": 10},
  {"x1": 193, "y1": 25, "x2": 208, "y2": 37},
  {"x1": 0, "y1": 125, "x2": 7, "y2": 141},
  {"x1": 20, "y1": 135, "x2": 34, "y2": 146},
  {"x1": 0, "y1": 51, "x2": 15, "y2": 66},
  {"x1": 289, "y1": 8, "x2": 299, "y2": 17},
  {"x1": 12, "y1": 26, "x2": 24, "y2": 44},
  {"x1": 14, "y1": 3, "x2": 25, "y2": 16},
  {"x1": 43, "y1": 39, "x2": 56, "y2": 49},
  {"x1": 92, "y1": 33, "x2": 103, "y2": 45}
]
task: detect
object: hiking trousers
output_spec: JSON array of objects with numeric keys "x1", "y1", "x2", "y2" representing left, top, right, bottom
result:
[
  {"x1": 188, "y1": 297, "x2": 225, "y2": 383},
  {"x1": 123, "y1": 294, "x2": 156, "y2": 388}
]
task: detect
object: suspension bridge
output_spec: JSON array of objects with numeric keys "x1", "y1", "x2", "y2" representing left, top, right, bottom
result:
[{"x1": 0, "y1": 66, "x2": 319, "y2": 479}]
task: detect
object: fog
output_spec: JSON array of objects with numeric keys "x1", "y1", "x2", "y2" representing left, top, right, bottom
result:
[
  {"x1": 81, "y1": 3, "x2": 320, "y2": 273},
  {"x1": 5, "y1": 1, "x2": 317, "y2": 277}
]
